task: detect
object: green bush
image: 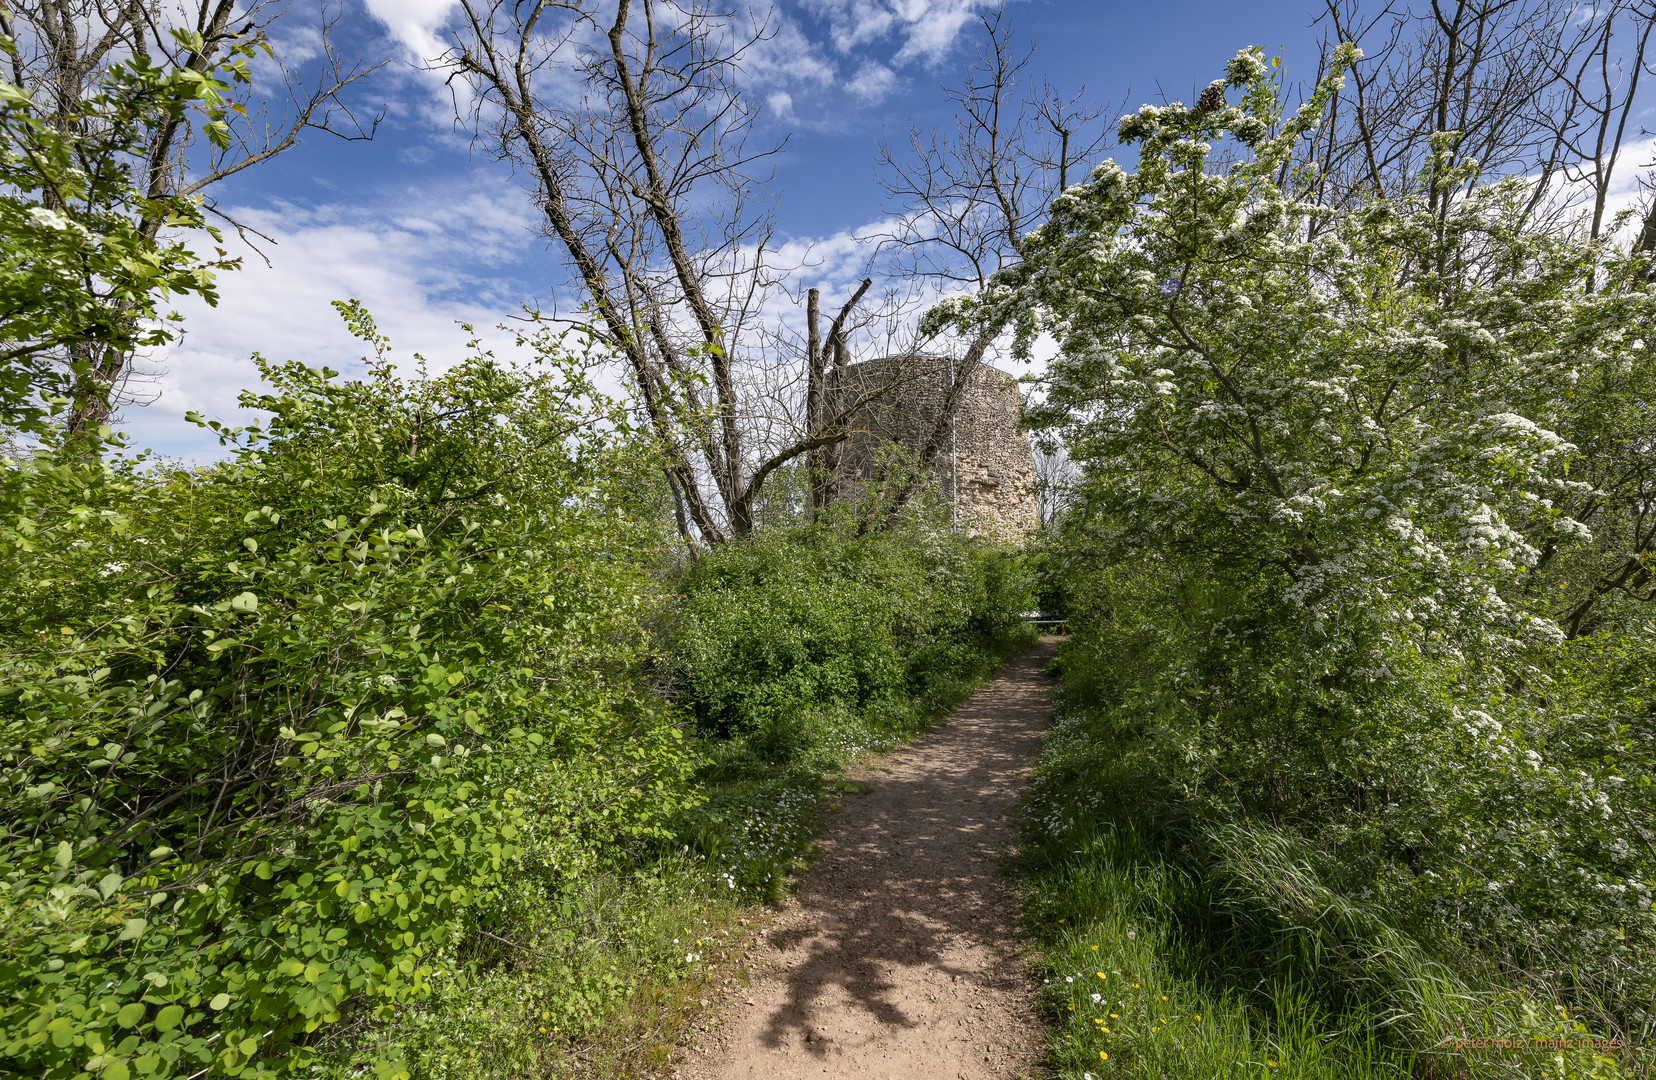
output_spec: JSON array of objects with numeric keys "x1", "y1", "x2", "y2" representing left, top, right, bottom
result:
[
  {"x1": 1020, "y1": 636, "x2": 1635, "y2": 1078},
  {"x1": 347, "y1": 860, "x2": 746, "y2": 1080},
  {"x1": 667, "y1": 526, "x2": 1029, "y2": 738},
  {"x1": 662, "y1": 525, "x2": 1037, "y2": 904},
  {"x1": 973, "y1": 46, "x2": 1656, "y2": 1076},
  {"x1": 0, "y1": 321, "x2": 693, "y2": 1080},
  {"x1": 0, "y1": 294, "x2": 1045, "y2": 1079}
]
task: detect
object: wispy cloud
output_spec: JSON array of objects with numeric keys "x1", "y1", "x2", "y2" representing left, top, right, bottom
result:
[
  {"x1": 749, "y1": 10, "x2": 841, "y2": 94},
  {"x1": 767, "y1": 90, "x2": 799, "y2": 124},
  {"x1": 845, "y1": 61, "x2": 900, "y2": 103},
  {"x1": 121, "y1": 178, "x2": 557, "y2": 459},
  {"x1": 360, "y1": 0, "x2": 458, "y2": 62},
  {"x1": 353, "y1": 1, "x2": 989, "y2": 126},
  {"x1": 797, "y1": 0, "x2": 1003, "y2": 65}
]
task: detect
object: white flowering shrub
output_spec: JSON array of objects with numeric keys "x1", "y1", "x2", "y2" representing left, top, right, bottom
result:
[{"x1": 941, "y1": 46, "x2": 1656, "y2": 1060}]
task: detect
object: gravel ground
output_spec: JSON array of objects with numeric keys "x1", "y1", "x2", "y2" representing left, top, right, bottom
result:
[{"x1": 675, "y1": 641, "x2": 1058, "y2": 1080}]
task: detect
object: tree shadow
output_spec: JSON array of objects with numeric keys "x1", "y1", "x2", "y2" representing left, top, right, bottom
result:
[{"x1": 749, "y1": 643, "x2": 1057, "y2": 1060}]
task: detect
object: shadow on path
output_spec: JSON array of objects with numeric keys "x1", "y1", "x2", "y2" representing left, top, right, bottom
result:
[{"x1": 683, "y1": 641, "x2": 1057, "y2": 1080}]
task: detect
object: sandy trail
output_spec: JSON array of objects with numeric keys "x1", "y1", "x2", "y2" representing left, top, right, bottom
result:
[{"x1": 677, "y1": 641, "x2": 1057, "y2": 1080}]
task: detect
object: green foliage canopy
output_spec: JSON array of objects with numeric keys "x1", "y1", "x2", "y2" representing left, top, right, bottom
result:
[{"x1": 0, "y1": 25, "x2": 248, "y2": 435}]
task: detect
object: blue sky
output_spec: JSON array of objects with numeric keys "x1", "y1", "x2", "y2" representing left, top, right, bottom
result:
[{"x1": 130, "y1": 0, "x2": 1332, "y2": 458}]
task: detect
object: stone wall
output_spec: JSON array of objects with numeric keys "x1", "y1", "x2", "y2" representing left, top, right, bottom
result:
[{"x1": 832, "y1": 355, "x2": 1037, "y2": 538}]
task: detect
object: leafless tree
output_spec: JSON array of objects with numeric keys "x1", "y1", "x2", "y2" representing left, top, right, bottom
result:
[
  {"x1": 436, "y1": 0, "x2": 893, "y2": 547},
  {"x1": 1031, "y1": 439, "x2": 1078, "y2": 528},
  {"x1": 1551, "y1": 0, "x2": 1656, "y2": 248},
  {"x1": 802, "y1": 278, "x2": 872, "y2": 516},
  {"x1": 866, "y1": 4, "x2": 1111, "y2": 524},
  {"x1": 434, "y1": 1, "x2": 1119, "y2": 542},
  {"x1": 1309, "y1": 0, "x2": 1576, "y2": 212},
  {"x1": 0, "y1": 1, "x2": 382, "y2": 434},
  {"x1": 1309, "y1": 0, "x2": 1656, "y2": 239}
]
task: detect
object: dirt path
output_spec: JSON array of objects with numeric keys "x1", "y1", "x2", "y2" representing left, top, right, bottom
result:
[{"x1": 677, "y1": 641, "x2": 1058, "y2": 1080}]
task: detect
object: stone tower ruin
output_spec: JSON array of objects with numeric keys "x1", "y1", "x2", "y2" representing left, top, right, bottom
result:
[{"x1": 833, "y1": 355, "x2": 1038, "y2": 538}]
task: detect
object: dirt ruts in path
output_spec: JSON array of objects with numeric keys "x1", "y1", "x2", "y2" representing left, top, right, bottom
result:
[{"x1": 677, "y1": 641, "x2": 1058, "y2": 1080}]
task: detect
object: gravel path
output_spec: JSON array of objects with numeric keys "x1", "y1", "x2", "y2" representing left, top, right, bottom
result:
[{"x1": 677, "y1": 641, "x2": 1057, "y2": 1080}]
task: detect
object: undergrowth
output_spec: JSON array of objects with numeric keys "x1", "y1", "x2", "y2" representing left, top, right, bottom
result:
[
  {"x1": 0, "y1": 332, "x2": 1040, "y2": 1080},
  {"x1": 386, "y1": 531, "x2": 1039, "y2": 1078},
  {"x1": 1015, "y1": 647, "x2": 1633, "y2": 1080}
]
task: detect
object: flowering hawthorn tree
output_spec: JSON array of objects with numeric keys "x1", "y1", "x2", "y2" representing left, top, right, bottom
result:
[{"x1": 932, "y1": 45, "x2": 1656, "y2": 1038}]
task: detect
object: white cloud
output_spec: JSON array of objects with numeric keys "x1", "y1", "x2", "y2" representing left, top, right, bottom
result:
[
  {"x1": 360, "y1": 0, "x2": 458, "y2": 62},
  {"x1": 817, "y1": 0, "x2": 896, "y2": 51},
  {"x1": 265, "y1": 22, "x2": 323, "y2": 66},
  {"x1": 797, "y1": 0, "x2": 1001, "y2": 64},
  {"x1": 768, "y1": 91, "x2": 798, "y2": 123},
  {"x1": 117, "y1": 185, "x2": 1050, "y2": 466},
  {"x1": 117, "y1": 178, "x2": 570, "y2": 460},
  {"x1": 738, "y1": 1, "x2": 1005, "y2": 125},
  {"x1": 1520, "y1": 135, "x2": 1656, "y2": 242},
  {"x1": 748, "y1": 12, "x2": 840, "y2": 94},
  {"x1": 890, "y1": 0, "x2": 989, "y2": 64},
  {"x1": 845, "y1": 61, "x2": 900, "y2": 103}
]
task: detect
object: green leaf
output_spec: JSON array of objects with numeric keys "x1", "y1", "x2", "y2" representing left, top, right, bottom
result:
[
  {"x1": 116, "y1": 1003, "x2": 146, "y2": 1027},
  {"x1": 209, "y1": 993, "x2": 231, "y2": 1010},
  {"x1": 153, "y1": 1005, "x2": 184, "y2": 1031},
  {"x1": 229, "y1": 591, "x2": 258, "y2": 613}
]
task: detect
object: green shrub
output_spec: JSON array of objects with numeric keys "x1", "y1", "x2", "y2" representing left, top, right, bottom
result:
[
  {"x1": 666, "y1": 526, "x2": 1027, "y2": 737},
  {"x1": 379, "y1": 522, "x2": 1041, "y2": 1076},
  {"x1": 967, "y1": 44, "x2": 1655, "y2": 1075},
  {"x1": 0, "y1": 322, "x2": 693, "y2": 1080},
  {"x1": 662, "y1": 525, "x2": 1037, "y2": 906},
  {"x1": 1034, "y1": 547, "x2": 1656, "y2": 1066},
  {"x1": 0, "y1": 297, "x2": 1045, "y2": 1080},
  {"x1": 345, "y1": 861, "x2": 746, "y2": 1080},
  {"x1": 1019, "y1": 650, "x2": 1634, "y2": 1077}
]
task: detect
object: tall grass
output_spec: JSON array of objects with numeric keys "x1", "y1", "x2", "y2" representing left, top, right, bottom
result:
[{"x1": 1015, "y1": 659, "x2": 1632, "y2": 1080}]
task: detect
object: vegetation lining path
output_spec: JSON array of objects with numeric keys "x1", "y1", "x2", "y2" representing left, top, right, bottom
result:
[{"x1": 678, "y1": 641, "x2": 1058, "y2": 1080}]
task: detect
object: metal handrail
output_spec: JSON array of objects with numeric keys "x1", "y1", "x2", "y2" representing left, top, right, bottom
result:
[{"x1": 1023, "y1": 611, "x2": 1069, "y2": 633}]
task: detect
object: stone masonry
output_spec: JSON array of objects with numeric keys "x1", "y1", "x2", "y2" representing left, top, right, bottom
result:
[{"x1": 833, "y1": 354, "x2": 1037, "y2": 538}]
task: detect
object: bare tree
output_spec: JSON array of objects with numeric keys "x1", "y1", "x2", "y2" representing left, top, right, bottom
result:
[
  {"x1": 0, "y1": 1, "x2": 382, "y2": 434},
  {"x1": 1548, "y1": 0, "x2": 1656, "y2": 258},
  {"x1": 1031, "y1": 439, "x2": 1078, "y2": 528},
  {"x1": 436, "y1": 2, "x2": 1116, "y2": 541},
  {"x1": 803, "y1": 277, "x2": 871, "y2": 516},
  {"x1": 437, "y1": 0, "x2": 889, "y2": 546},
  {"x1": 867, "y1": 4, "x2": 1110, "y2": 524},
  {"x1": 1310, "y1": 0, "x2": 1570, "y2": 209},
  {"x1": 1310, "y1": 0, "x2": 1656, "y2": 241}
]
